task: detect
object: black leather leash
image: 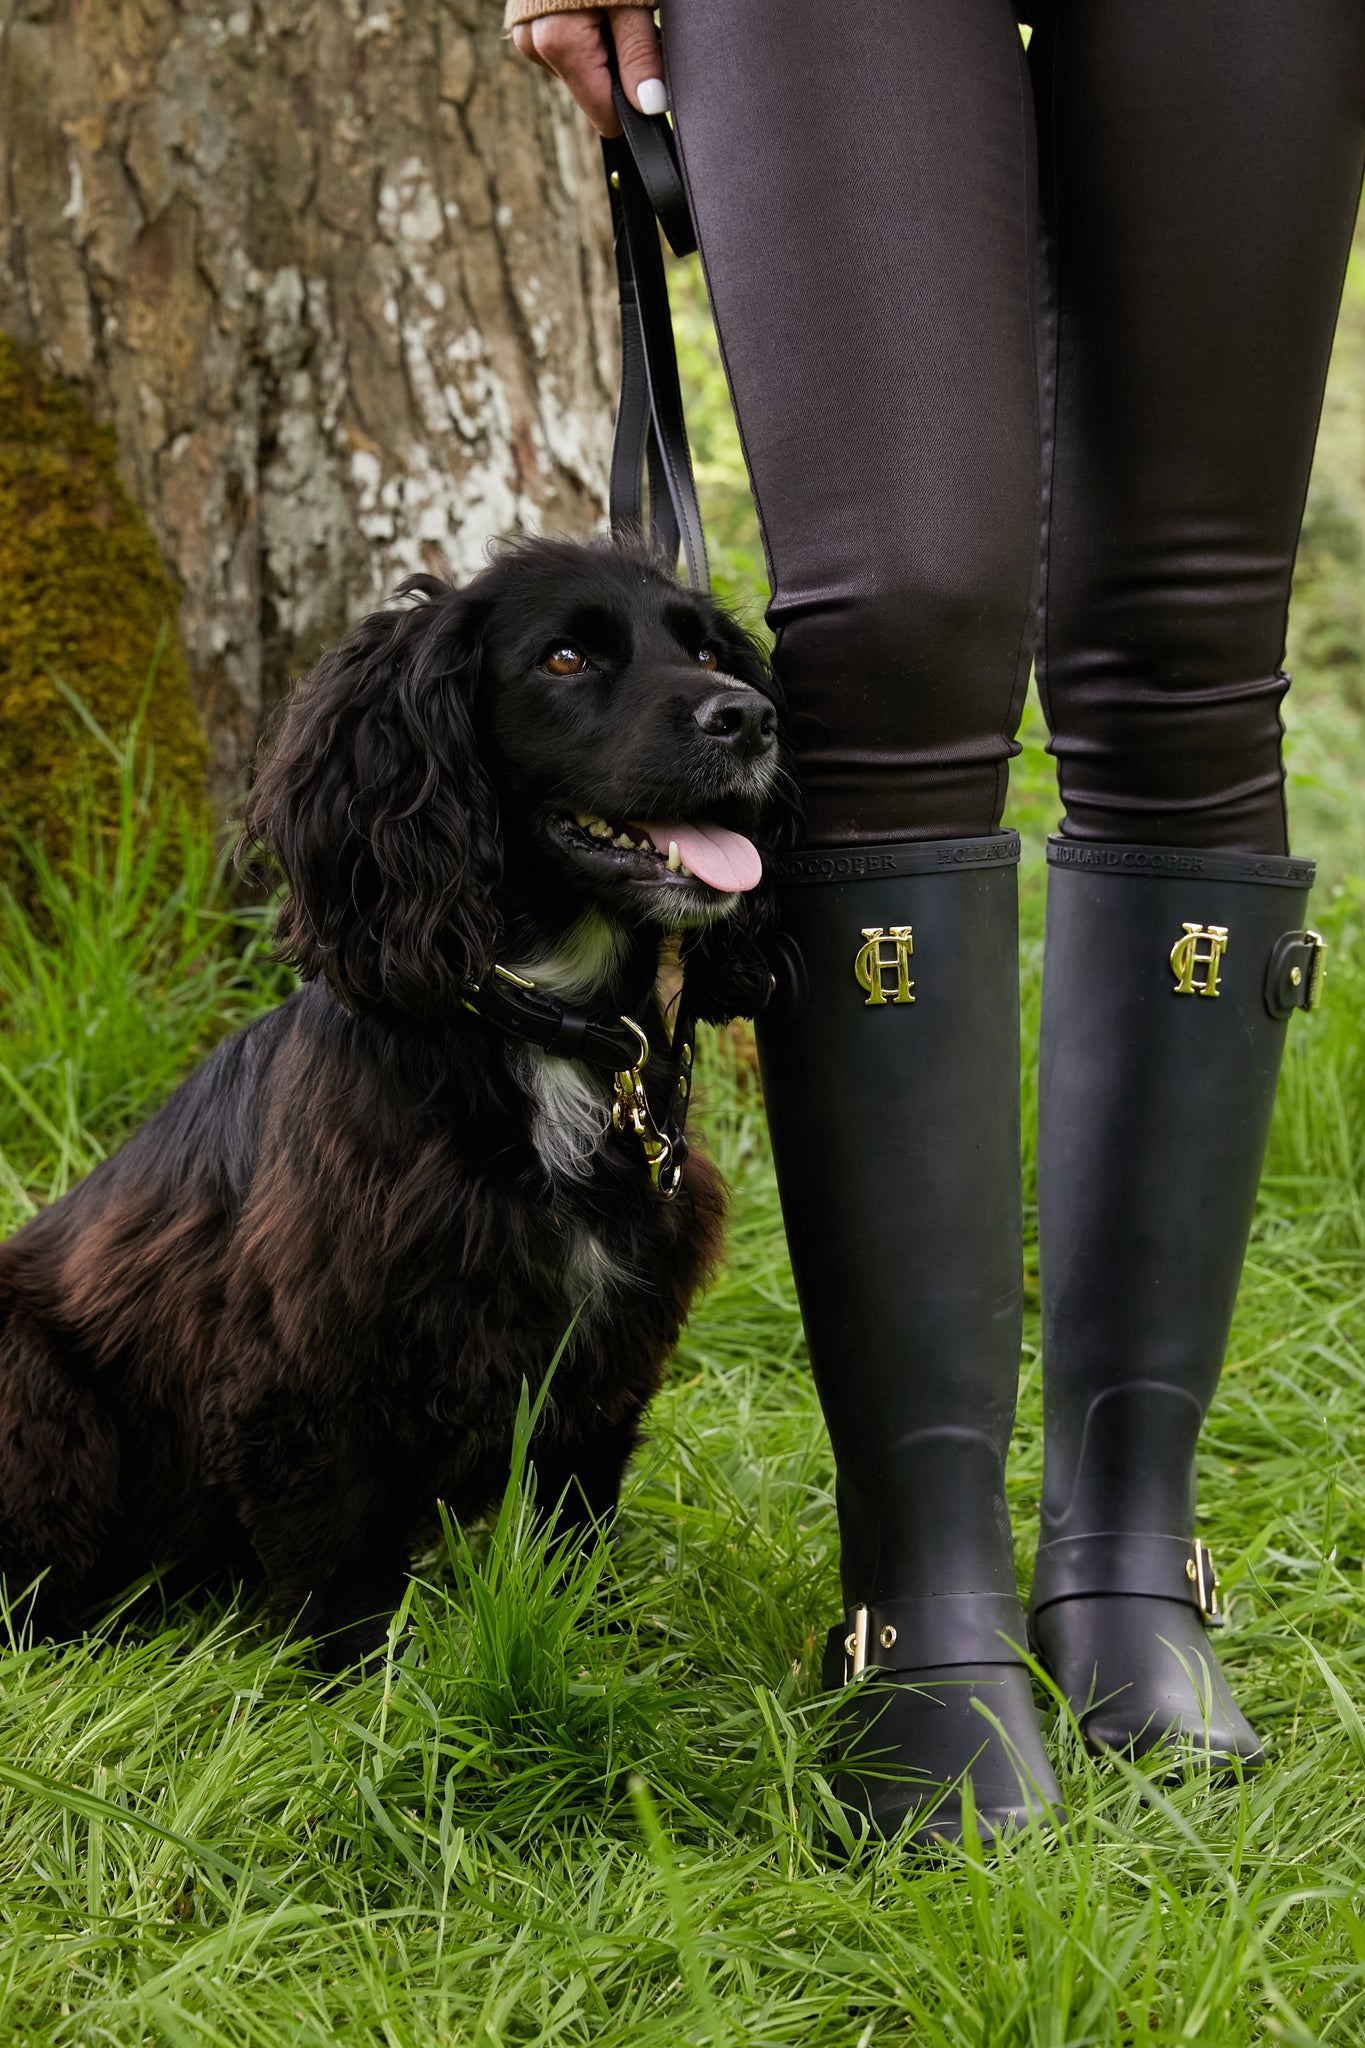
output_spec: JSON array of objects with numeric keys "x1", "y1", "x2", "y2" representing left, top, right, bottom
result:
[
  {"x1": 600, "y1": 60, "x2": 709, "y2": 592},
  {"x1": 462, "y1": 80, "x2": 709, "y2": 1198}
]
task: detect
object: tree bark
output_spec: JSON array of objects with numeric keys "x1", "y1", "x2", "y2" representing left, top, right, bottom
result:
[{"x1": 0, "y1": 0, "x2": 618, "y2": 815}]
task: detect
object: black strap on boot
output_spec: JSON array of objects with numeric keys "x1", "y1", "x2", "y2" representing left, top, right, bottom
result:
[
  {"x1": 1030, "y1": 1534, "x2": 1224, "y2": 1627},
  {"x1": 825, "y1": 1592, "x2": 1030, "y2": 1689}
]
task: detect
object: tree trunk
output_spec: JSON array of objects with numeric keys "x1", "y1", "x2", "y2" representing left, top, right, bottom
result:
[{"x1": 0, "y1": 0, "x2": 618, "y2": 816}]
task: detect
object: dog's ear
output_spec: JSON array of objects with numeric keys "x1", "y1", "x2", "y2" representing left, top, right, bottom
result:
[{"x1": 238, "y1": 577, "x2": 500, "y2": 1017}]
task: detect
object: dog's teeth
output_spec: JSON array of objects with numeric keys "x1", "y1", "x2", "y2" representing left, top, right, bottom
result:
[
  {"x1": 574, "y1": 812, "x2": 598, "y2": 829},
  {"x1": 613, "y1": 833, "x2": 635, "y2": 850},
  {"x1": 667, "y1": 840, "x2": 682, "y2": 871},
  {"x1": 588, "y1": 820, "x2": 614, "y2": 839},
  {"x1": 680, "y1": 862, "x2": 694, "y2": 878}
]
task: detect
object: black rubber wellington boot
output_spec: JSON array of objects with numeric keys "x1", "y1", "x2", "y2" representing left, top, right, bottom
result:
[
  {"x1": 1030, "y1": 838, "x2": 1324, "y2": 1768},
  {"x1": 756, "y1": 833, "x2": 1063, "y2": 1846}
]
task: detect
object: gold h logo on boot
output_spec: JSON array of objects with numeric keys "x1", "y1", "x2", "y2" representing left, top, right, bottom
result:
[
  {"x1": 1170, "y1": 922, "x2": 1229, "y2": 998},
  {"x1": 853, "y1": 926, "x2": 915, "y2": 1006}
]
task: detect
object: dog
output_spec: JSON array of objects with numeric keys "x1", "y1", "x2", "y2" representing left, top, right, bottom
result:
[{"x1": 0, "y1": 535, "x2": 788, "y2": 1666}]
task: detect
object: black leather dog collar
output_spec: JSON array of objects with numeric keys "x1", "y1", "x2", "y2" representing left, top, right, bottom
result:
[{"x1": 464, "y1": 965, "x2": 646, "y2": 1072}]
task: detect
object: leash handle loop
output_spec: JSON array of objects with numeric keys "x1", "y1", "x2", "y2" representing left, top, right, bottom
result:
[{"x1": 601, "y1": 61, "x2": 709, "y2": 592}]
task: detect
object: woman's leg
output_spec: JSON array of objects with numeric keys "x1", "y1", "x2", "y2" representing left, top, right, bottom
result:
[
  {"x1": 1031, "y1": 0, "x2": 1365, "y2": 855},
  {"x1": 1027, "y1": 0, "x2": 1365, "y2": 1758},
  {"x1": 664, "y1": 0, "x2": 1041, "y2": 847},
  {"x1": 665, "y1": 0, "x2": 1060, "y2": 1841}
]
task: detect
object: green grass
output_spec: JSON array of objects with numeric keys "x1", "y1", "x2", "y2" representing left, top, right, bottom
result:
[
  {"x1": 0, "y1": 719, "x2": 1363, "y2": 2045},
  {"x1": 3, "y1": 236, "x2": 1365, "y2": 2047}
]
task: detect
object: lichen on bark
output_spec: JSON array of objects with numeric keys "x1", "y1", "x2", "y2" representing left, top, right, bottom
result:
[{"x1": 0, "y1": 333, "x2": 207, "y2": 873}]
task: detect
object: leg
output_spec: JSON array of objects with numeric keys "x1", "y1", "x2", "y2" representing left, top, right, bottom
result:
[
  {"x1": 1028, "y1": 0, "x2": 1365, "y2": 1758},
  {"x1": 666, "y1": 0, "x2": 1060, "y2": 1839},
  {"x1": 530, "y1": 1410, "x2": 641, "y2": 1543},
  {"x1": 216, "y1": 1375, "x2": 412, "y2": 1670},
  {"x1": 665, "y1": 0, "x2": 1042, "y2": 846},
  {"x1": 0, "y1": 1312, "x2": 120, "y2": 1631},
  {"x1": 1032, "y1": 0, "x2": 1365, "y2": 851}
]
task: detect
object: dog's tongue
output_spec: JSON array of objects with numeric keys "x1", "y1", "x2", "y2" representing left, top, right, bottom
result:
[{"x1": 645, "y1": 822, "x2": 763, "y2": 893}]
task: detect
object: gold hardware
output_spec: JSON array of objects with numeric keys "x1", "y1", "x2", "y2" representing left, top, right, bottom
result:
[
  {"x1": 1189, "y1": 1538, "x2": 1222, "y2": 1626},
  {"x1": 462, "y1": 961, "x2": 537, "y2": 1019},
  {"x1": 609, "y1": 170, "x2": 621, "y2": 190},
  {"x1": 1170, "y1": 923, "x2": 1229, "y2": 998},
  {"x1": 853, "y1": 926, "x2": 915, "y2": 1007},
  {"x1": 879, "y1": 1624, "x2": 898, "y2": 1651},
  {"x1": 1290, "y1": 966, "x2": 1302, "y2": 986},
  {"x1": 611, "y1": 1016, "x2": 681, "y2": 1199},
  {"x1": 846, "y1": 1605, "x2": 870, "y2": 1677},
  {"x1": 1304, "y1": 929, "x2": 1327, "y2": 1010}
]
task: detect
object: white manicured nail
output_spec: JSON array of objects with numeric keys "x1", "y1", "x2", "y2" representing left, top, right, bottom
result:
[{"x1": 637, "y1": 78, "x2": 669, "y2": 116}]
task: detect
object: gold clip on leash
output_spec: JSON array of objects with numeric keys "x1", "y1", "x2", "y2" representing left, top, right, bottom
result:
[{"x1": 611, "y1": 1016, "x2": 682, "y2": 1199}]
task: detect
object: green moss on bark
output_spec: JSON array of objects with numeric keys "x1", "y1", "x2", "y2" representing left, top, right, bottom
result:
[{"x1": 0, "y1": 335, "x2": 207, "y2": 870}]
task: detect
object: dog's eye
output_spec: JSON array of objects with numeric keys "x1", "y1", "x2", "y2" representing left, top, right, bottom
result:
[
  {"x1": 542, "y1": 645, "x2": 588, "y2": 677},
  {"x1": 697, "y1": 647, "x2": 719, "y2": 670}
]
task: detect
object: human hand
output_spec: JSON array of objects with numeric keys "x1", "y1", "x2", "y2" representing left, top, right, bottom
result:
[{"x1": 510, "y1": 8, "x2": 667, "y2": 140}]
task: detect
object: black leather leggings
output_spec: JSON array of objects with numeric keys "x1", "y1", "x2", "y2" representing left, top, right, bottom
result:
[{"x1": 662, "y1": 0, "x2": 1365, "y2": 852}]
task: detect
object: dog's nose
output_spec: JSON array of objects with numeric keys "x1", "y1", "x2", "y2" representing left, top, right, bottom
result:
[{"x1": 693, "y1": 690, "x2": 777, "y2": 761}]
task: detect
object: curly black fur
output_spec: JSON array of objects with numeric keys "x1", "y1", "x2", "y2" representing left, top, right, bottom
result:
[{"x1": 0, "y1": 536, "x2": 791, "y2": 1667}]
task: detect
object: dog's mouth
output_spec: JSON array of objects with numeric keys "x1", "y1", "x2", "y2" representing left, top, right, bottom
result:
[{"x1": 552, "y1": 811, "x2": 763, "y2": 894}]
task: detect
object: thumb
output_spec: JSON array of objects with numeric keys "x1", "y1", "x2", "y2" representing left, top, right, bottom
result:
[{"x1": 610, "y1": 8, "x2": 668, "y2": 116}]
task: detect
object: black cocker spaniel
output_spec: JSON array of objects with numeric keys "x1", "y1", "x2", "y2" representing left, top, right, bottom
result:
[{"x1": 0, "y1": 536, "x2": 789, "y2": 1666}]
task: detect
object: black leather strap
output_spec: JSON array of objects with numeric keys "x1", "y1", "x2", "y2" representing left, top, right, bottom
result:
[
  {"x1": 1264, "y1": 929, "x2": 1327, "y2": 1019},
  {"x1": 601, "y1": 63, "x2": 708, "y2": 591},
  {"x1": 608, "y1": 77, "x2": 695, "y2": 258},
  {"x1": 1030, "y1": 1532, "x2": 1221, "y2": 1623},
  {"x1": 828, "y1": 1592, "x2": 1029, "y2": 1684},
  {"x1": 463, "y1": 970, "x2": 642, "y2": 1071}
]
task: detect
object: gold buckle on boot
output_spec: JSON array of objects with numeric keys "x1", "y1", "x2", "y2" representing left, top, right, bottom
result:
[
  {"x1": 843, "y1": 1605, "x2": 870, "y2": 1679},
  {"x1": 1186, "y1": 1539, "x2": 1224, "y2": 1627},
  {"x1": 1304, "y1": 929, "x2": 1327, "y2": 1010}
]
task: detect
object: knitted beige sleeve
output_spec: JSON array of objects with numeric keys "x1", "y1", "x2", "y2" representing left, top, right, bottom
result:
[{"x1": 503, "y1": 0, "x2": 639, "y2": 27}]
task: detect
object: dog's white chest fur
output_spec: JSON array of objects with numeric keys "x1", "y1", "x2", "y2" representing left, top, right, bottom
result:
[
  {"x1": 517, "y1": 1048, "x2": 612, "y2": 1186},
  {"x1": 505, "y1": 912, "x2": 637, "y2": 1304},
  {"x1": 516, "y1": 1049, "x2": 626, "y2": 1310},
  {"x1": 506, "y1": 909, "x2": 630, "y2": 1189}
]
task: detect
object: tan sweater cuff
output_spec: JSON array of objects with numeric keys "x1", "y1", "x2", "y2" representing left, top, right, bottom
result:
[{"x1": 503, "y1": 0, "x2": 639, "y2": 27}]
